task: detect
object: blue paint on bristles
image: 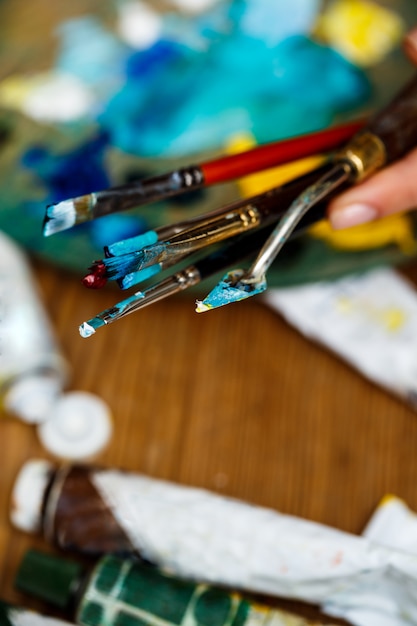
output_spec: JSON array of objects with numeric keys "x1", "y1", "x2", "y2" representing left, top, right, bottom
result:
[
  {"x1": 105, "y1": 229, "x2": 163, "y2": 289},
  {"x1": 79, "y1": 289, "x2": 146, "y2": 337},
  {"x1": 118, "y1": 265, "x2": 161, "y2": 289},
  {"x1": 105, "y1": 230, "x2": 159, "y2": 256}
]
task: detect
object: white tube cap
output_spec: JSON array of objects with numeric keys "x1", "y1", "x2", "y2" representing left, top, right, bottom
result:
[
  {"x1": 37, "y1": 391, "x2": 112, "y2": 460},
  {"x1": 10, "y1": 459, "x2": 53, "y2": 532}
]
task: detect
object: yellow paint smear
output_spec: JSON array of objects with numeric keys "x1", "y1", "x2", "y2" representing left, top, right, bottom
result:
[
  {"x1": 310, "y1": 213, "x2": 417, "y2": 255},
  {"x1": 314, "y1": 0, "x2": 404, "y2": 66},
  {"x1": 379, "y1": 494, "x2": 404, "y2": 508},
  {"x1": 227, "y1": 133, "x2": 417, "y2": 256},
  {"x1": 226, "y1": 132, "x2": 326, "y2": 197},
  {"x1": 380, "y1": 308, "x2": 406, "y2": 332},
  {"x1": 0, "y1": 75, "x2": 35, "y2": 109},
  {"x1": 335, "y1": 297, "x2": 407, "y2": 333}
]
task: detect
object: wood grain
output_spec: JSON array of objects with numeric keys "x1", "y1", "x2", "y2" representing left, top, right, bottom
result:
[{"x1": 1, "y1": 255, "x2": 417, "y2": 623}]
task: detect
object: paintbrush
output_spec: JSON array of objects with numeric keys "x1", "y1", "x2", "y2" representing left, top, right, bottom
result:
[
  {"x1": 197, "y1": 72, "x2": 417, "y2": 311},
  {"x1": 90, "y1": 163, "x2": 323, "y2": 290},
  {"x1": 83, "y1": 195, "x2": 266, "y2": 289},
  {"x1": 43, "y1": 119, "x2": 363, "y2": 236},
  {"x1": 83, "y1": 163, "x2": 333, "y2": 286},
  {"x1": 79, "y1": 223, "x2": 302, "y2": 337}
]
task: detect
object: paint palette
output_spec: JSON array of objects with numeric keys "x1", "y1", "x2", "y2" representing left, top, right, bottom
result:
[{"x1": 0, "y1": 0, "x2": 417, "y2": 286}]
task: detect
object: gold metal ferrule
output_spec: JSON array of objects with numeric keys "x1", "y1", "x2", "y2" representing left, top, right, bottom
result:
[
  {"x1": 239, "y1": 205, "x2": 260, "y2": 228},
  {"x1": 337, "y1": 132, "x2": 387, "y2": 182}
]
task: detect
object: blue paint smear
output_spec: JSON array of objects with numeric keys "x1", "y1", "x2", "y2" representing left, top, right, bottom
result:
[
  {"x1": 56, "y1": 16, "x2": 130, "y2": 99},
  {"x1": 198, "y1": 270, "x2": 267, "y2": 310},
  {"x1": 22, "y1": 134, "x2": 110, "y2": 207},
  {"x1": 20, "y1": 0, "x2": 374, "y2": 257},
  {"x1": 22, "y1": 132, "x2": 152, "y2": 243},
  {"x1": 90, "y1": 214, "x2": 147, "y2": 249},
  {"x1": 235, "y1": 0, "x2": 320, "y2": 45},
  {"x1": 99, "y1": 32, "x2": 370, "y2": 157},
  {"x1": 126, "y1": 40, "x2": 186, "y2": 80},
  {"x1": 108, "y1": 289, "x2": 146, "y2": 316},
  {"x1": 80, "y1": 288, "x2": 147, "y2": 336},
  {"x1": 25, "y1": 3, "x2": 372, "y2": 201}
]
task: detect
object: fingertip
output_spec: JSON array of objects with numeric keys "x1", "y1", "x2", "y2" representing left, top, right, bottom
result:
[
  {"x1": 328, "y1": 145, "x2": 417, "y2": 230},
  {"x1": 328, "y1": 203, "x2": 378, "y2": 230}
]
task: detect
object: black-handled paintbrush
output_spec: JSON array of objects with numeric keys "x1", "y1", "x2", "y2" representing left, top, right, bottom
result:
[{"x1": 83, "y1": 162, "x2": 338, "y2": 286}]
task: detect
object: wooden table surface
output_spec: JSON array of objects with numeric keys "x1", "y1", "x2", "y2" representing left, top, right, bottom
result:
[
  {"x1": 2, "y1": 0, "x2": 417, "y2": 622},
  {"x1": 1, "y1": 254, "x2": 417, "y2": 622}
]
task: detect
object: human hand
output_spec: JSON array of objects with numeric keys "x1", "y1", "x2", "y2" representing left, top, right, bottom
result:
[{"x1": 328, "y1": 27, "x2": 417, "y2": 230}]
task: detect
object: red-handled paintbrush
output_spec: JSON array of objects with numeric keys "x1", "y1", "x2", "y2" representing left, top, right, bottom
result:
[{"x1": 42, "y1": 119, "x2": 363, "y2": 236}]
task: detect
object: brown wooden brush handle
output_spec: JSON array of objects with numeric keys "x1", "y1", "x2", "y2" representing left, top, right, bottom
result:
[
  {"x1": 338, "y1": 72, "x2": 417, "y2": 181},
  {"x1": 367, "y1": 72, "x2": 417, "y2": 164}
]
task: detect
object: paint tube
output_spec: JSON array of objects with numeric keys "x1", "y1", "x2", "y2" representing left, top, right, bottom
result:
[
  {"x1": 0, "y1": 231, "x2": 69, "y2": 423},
  {"x1": 15, "y1": 549, "x2": 334, "y2": 626},
  {"x1": 362, "y1": 494, "x2": 417, "y2": 555},
  {"x1": 10, "y1": 459, "x2": 417, "y2": 626},
  {"x1": 0, "y1": 598, "x2": 74, "y2": 625}
]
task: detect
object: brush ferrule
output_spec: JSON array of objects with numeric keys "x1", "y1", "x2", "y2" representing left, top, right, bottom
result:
[
  {"x1": 336, "y1": 131, "x2": 386, "y2": 182},
  {"x1": 239, "y1": 205, "x2": 260, "y2": 228},
  {"x1": 74, "y1": 193, "x2": 97, "y2": 223},
  {"x1": 177, "y1": 166, "x2": 205, "y2": 189},
  {"x1": 174, "y1": 266, "x2": 201, "y2": 288}
]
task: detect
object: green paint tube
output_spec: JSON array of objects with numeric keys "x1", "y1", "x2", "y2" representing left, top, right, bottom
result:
[{"x1": 15, "y1": 550, "x2": 332, "y2": 626}]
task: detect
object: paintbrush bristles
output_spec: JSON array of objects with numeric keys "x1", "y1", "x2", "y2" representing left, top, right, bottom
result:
[
  {"x1": 83, "y1": 205, "x2": 263, "y2": 284},
  {"x1": 43, "y1": 199, "x2": 78, "y2": 236},
  {"x1": 43, "y1": 194, "x2": 97, "y2": 236},
  {"x1": 90, "y1": 251, "x2": 146, "y2": 280}
]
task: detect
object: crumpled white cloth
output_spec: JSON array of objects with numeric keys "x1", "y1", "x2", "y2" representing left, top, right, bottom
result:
[
  {"x1": 263, "y1": 267, "x2": 417, "y2": 409},
  {"x1": 92, "y1": 469, "x2": 417, "y2": 626}
]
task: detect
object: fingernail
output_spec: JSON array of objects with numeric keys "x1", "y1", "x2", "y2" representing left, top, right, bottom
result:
[{"x1": 330, "y1": 203, "x2": 378, "y2": 230}]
